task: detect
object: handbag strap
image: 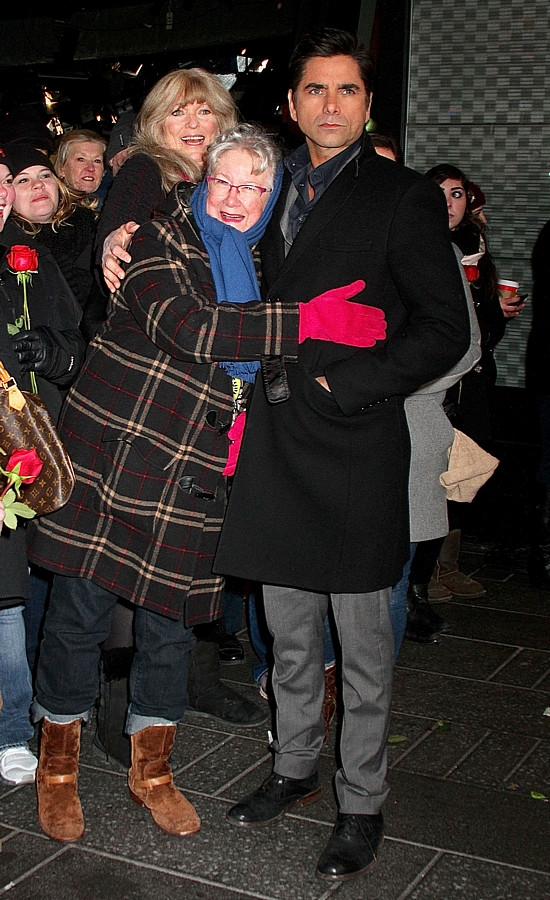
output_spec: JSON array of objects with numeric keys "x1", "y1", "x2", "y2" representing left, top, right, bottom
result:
[{"x1": 0, "y1": 360, "x2": 26, "y2": 412}]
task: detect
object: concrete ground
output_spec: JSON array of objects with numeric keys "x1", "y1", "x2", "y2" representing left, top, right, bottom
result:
[{"x1": 1, "y1": 443, "x2": 549, "y2": 899}]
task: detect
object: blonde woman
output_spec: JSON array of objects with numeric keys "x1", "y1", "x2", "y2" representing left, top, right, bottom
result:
[
  {"x1": 97, "y1": 67, "x2": 237, "y2": 279},
  {"x1": 55, "y1": 128, "x2": 107, "y2": 200}
]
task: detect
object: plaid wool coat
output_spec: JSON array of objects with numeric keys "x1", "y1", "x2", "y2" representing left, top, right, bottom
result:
[{"x1": 28, "y1": 184, "x2": 299, "y2": 623}]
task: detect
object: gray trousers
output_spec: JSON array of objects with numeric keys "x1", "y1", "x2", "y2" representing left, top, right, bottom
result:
[{"x1": 263, "y1": 585, "x2": 394, "y2": 815}]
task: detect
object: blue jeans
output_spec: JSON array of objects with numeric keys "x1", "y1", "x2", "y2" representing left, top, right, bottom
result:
[
  {"x1": 0, "y1": 605, "x2": 34, "y2": 750},
  {"x1": 390, "y1": 542, "x2": 416, "y2": 661},
  {"x1": 34, "y1": 575, "x2": 195, "y2": 734},
  {"x1": 223, "y1": 579, "x2": 245, "y2": 634},
  {"x1": 248, "y1": 589, "x2": 336, "y2": 685}
]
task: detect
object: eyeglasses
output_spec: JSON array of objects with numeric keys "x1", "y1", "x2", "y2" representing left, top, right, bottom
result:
[{"x1": 206, "y1": 176, "x2": 272, "y2": 200}]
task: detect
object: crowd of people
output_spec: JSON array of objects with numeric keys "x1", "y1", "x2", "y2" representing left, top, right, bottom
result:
[{"x1": 0, "y1": 24, "x2": 538, "y2": 885}]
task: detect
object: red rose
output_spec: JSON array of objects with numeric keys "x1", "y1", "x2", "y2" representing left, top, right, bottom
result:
[
  {"x1": 463, "y1": 265, "x2": 479, "y2": 283},
  {"x1": 5, "y1": 448, "x2": 43, "y2": 483},
  {"x1": 7, "y1": 245, "x2": 39, "y2": 273}
]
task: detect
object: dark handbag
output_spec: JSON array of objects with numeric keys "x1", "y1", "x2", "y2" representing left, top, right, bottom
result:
[{"x1": 0, "y1": 360, "x2": 75, "y2": 515}]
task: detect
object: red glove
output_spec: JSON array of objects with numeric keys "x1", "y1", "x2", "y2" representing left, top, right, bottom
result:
[
  {"x1": 298, "y1": 280, "x2": 386, "y2": 347},
  {"x1": 223, "y1": 410, "x2": 246, "y2": 476}
]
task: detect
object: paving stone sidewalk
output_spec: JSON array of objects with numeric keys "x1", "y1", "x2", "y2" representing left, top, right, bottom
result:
[{"x1": 1, "y1": 443, "x2": 549, "y2": 898}]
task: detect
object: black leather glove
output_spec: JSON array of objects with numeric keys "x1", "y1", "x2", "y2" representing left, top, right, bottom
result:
[{"x1": 12, "y1": 328, "x2": 55, "y2": 374}]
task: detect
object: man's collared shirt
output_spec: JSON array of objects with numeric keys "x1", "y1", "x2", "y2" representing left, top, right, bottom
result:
[{"x1": 281, "y1": 136, "x2": 363, "y2": 251}]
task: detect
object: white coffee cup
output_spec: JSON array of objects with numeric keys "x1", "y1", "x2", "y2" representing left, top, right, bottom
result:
[{"x1": 497, "y1": 279, "x2": 519, "y2": 299}]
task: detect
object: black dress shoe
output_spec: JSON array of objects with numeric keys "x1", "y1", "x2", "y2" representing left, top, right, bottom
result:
[
  {"x1": 227, "y1": 771, "x2": 321, "y2": 826},
  {"x1": 218, "y1": 634, "x2": 245, "y2": 665},
  {"x1": 317, "y1": 812, "x2": 384, "y2": 881}
]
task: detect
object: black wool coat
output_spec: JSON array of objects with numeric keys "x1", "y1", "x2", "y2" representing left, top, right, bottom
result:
[
  {"x1": 214, "y1": 137, "x2": 471, "y2": 594},
  {"x1": 95, "y1": 153, "x2": 166, "y2": 265},
  {"x1": 0, "y1": 221, "x2": 85, "y2": 422},
  {"x1": 0, "y1": 224, "x2": 85, "y2": 605}
]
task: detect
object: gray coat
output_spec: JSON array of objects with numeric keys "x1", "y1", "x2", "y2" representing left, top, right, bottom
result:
[{"x1": 406, "y1": 251, "x2": 481, "y2": 542}]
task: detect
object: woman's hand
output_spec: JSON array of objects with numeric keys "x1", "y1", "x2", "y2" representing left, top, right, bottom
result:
[
  {"x1": 499, "y1": 291, "x2": 525, "y2": 319},
  {"x1": 298, "y1": 280, "x2": 387, "y2": 347},
  {"x1": 102, "y1": 221, "x2": 140, "y2": 292}
]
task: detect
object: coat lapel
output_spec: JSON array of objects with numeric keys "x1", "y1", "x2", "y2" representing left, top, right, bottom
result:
[{"x1": 263, "y1": 149, "x2": 368, "y2": 296}]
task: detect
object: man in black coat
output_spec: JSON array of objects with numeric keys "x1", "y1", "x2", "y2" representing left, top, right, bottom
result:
[{"x1": 215, "y1": 28, "x2": 470, "y2": 881}]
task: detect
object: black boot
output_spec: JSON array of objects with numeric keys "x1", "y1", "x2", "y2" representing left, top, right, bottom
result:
[
  {"x1": 528, "y1": 484, "x2": 550, "y2": 590},
  {"x1": 187, "y1": 640, "x2": 268, "y2": 727},
  {"x1": 93, "y1": 646, "x2": 133, "y2": 770},
  {"x1": 405, "y1": 583, "x2": 449, "y2": 644}
]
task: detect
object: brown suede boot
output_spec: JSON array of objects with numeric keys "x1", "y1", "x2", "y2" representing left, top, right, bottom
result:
[
  {"x1": 427, "y1": 563, "x2": 453, "y2": 603},
  {"x1": 321, "y1": 663, "x2": 337, "y2": 744},
  {"x1": 36, "y1": 718, "x2": 85, "y2": 843},
  {"x1": 128, "y1": 725, "x2": 201, "y2": 836},
  {"x1": 437, "y1": 529, "x2": 486, "y2": 599}
]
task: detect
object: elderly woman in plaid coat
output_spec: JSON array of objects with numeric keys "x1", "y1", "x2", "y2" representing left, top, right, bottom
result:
[{"x1": 27, "y1": 124, "x2": 386, "y2": 845}]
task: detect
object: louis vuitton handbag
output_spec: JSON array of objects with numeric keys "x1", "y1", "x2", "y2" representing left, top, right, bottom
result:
[{"x1": 0, "y1": 359, "x2": 75, "y2": 515}]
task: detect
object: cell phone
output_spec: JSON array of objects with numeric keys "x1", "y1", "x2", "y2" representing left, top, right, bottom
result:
[{"x1": 512, "y1": 293, "x2": 528, "y2": 306}]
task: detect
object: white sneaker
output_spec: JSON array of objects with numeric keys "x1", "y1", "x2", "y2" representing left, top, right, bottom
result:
[{"x1": 0, "y1": 746, "x2": 38, "y2": 785}]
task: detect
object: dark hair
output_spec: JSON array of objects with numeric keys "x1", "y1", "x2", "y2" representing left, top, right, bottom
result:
[
  {"x1": 425, "y1": 163, "x2": 469, "y2": 192},
  {"x1": 370, "y1": 133, "x2": 404, "y2": 165},
  {"x1": 289, "y1": 27, "x2": 374, "y2": 95},
  {"x1": 425, "y1": 163, "x2": 476, "y2": 226}
]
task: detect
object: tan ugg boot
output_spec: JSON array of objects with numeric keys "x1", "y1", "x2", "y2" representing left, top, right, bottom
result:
[
  {"x1": 437, "y1": 529, "x2": 486, "y2": 599},
  {"x1": 427, "y1": 563, "x2": 453, "y2": 603},
  {"x1": 128, "y1": 725, "x2": 201, "y2": 836},
  {"x1": 36, "y1": 718, "x2": 85, "y2": 843}
]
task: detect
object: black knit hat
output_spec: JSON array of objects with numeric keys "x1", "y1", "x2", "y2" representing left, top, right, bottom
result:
[
  {"x1": 0, "y1": 109, "x2": 55, "y2": 154},
  {"x1": 106, "y1": 112, "x2": 135, "y2": 164},
  {"x1": 5, "y1": 142, "x2": 55, "y2": 178}
]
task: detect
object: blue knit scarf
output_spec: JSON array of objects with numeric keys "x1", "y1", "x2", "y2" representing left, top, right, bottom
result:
[{"x1": 189, "y1": 163, "x2": 283, "y2": 382}]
